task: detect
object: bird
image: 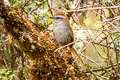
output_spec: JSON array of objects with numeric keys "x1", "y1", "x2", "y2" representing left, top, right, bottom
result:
[{"x1": 51, "y1": 11, "x2": 83, "y2": 64}]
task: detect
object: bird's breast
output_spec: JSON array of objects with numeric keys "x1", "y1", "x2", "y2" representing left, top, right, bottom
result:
[{"x1": 53, "y1": 24, "x2": 73, "y2": 45}]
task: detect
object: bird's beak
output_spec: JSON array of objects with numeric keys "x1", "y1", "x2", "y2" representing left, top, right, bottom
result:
[
  {"x1": 49, "y1": 16, "x2": 53, "y2": 19},
  {"x1": 49, "y1": 16, "x2": 54, "y2": 19}
]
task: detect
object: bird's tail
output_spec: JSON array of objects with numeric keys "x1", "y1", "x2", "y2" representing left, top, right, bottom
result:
[{"x1": 68, "y1": 46, "x2": 84, "y2": 65}]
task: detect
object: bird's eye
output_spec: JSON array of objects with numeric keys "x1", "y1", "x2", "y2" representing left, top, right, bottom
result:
[
  {"x1": 56, "y1": 17, "x2": 62, "y2": 19},
  {"x1": 55, "y1": 15, "x2": 65, "y2": 19}
]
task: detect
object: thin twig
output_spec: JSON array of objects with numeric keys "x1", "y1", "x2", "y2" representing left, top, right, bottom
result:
[
  {"x1": 93, "y1": 42, "x2": 120, "y2": 51},
  {"x1": 84, "y1": 62, "x2": 120, "y2": 73},
  {"x1": 46, "y1": 0, "x2": 53, "y2": 15},
  {"x1": 54, "y1": 39, "x2": 85, "y2": 52},
  {"x1": 30, "y1": 1, "x2": 46, "y2": 14},
  {"x1": 62, "y1": 6, "x2": 120, "y2": 12}
]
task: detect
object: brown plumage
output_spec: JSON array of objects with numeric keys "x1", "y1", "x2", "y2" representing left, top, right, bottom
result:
[
  {"x1": 52, "y1": 11, "x2": 83, "y2": 64},
  {"x1": 54, "y1": 11, "x2": 66, "y2": 17}
]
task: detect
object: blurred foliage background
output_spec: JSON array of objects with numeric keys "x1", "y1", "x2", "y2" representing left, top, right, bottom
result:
[{"x1": 0, "y1": 0, "x2": 120, "y2": 80}]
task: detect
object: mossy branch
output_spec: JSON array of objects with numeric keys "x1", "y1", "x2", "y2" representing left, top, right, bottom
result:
[{"x1": 0, "y1": 2, "x2": 88, "y2": 80}]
